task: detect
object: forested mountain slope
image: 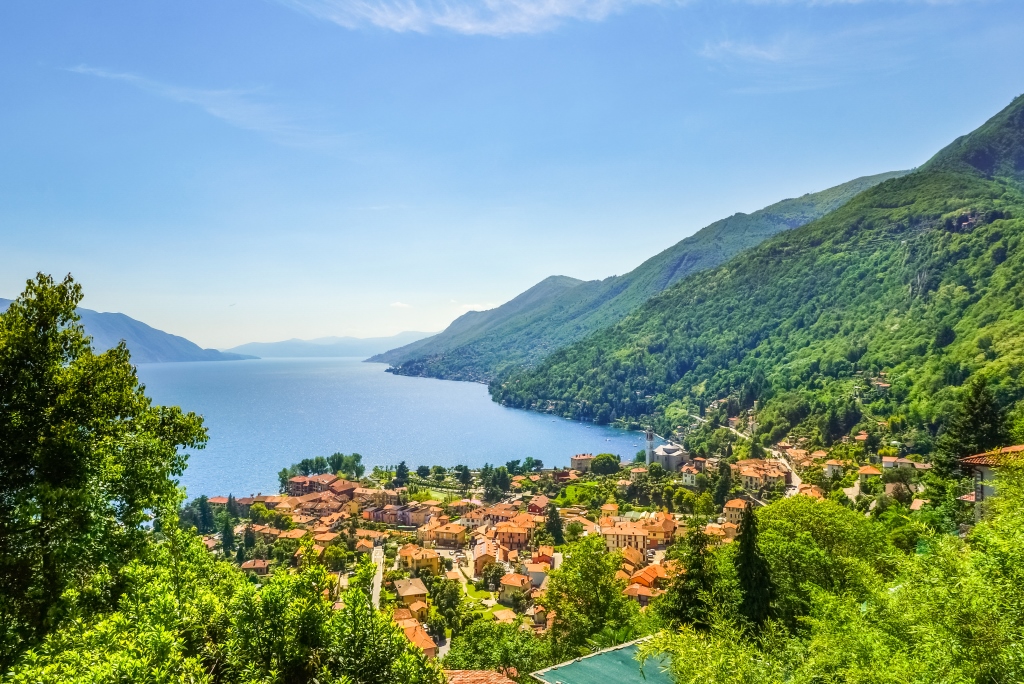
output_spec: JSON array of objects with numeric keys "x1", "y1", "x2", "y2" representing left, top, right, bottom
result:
[
  {"x1": 492, "y1": 95, "x2": 1024, "y2": 452},
  {"x1": 369, "y1": 275, "x2": 584, "y2": 369},
  {"x1": 373, "y1": 171, "x2": 907, "y2": 382}
]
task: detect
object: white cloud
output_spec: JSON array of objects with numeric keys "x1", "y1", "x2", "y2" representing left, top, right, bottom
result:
[
  {"x1": 277, "y1": 0, "x2": 980, "y2": 36},
  {"x1": 68, "y1": 65, "x2": 342, "y2": 148},
  {"x1": 457, "y1": 302, "x2": 497, "y2": 312},
  {"x1": 700, "y1": 39, "x2": 789, "y2": 63},
  {"x1": 390, "y1": 301, "x2": 412, "y2": 308},
  {"x1": 278, "y1": 0, "x2": 665, "y2": 35}
]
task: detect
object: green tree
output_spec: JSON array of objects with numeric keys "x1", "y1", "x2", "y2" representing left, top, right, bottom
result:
[
  {"x1": 734, "y1": 504, "x2": 774, "y2": 628},
  {"x1": 545, "y1": 503, "x2": 565, "y2": 545},
  {"x1": 443, "y1": 620, "x2": 549, "y2": 683},
  {"x1": 713, "y1": 461, "x2": 733, "y2": 507},
  {"x1": 416, "y1": 465, "x2": 431, "y2": 479},
  {"x1": 0, "y1": 274, "x2": 207, "y2": 667},
  {"x1": 455, "y1": 464, "x2": 473, "y2": 489},
  {"x1": 545, "y1": 535, "x2": 636, "y2": 659},
  {"x1": 395, "y1": 461, "x2": 410, "y2": 486},
  {"x1": 657, "y1": 521, "x2": 717, "y2": 630},
  {"x1": 222, "y1": 516, "x2": 236, "y2": 555},
  {"x1": 591, "y1": 453, "x2": 620, "y2": 475},
  {"x1": 565, "y1": 520, "x2": 584, "y2": 543},
  {"x1": 936, "y1": 376, "x2": 1007, "y2": 475}
]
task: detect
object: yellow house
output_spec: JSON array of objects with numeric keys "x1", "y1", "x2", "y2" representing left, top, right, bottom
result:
[
  {"x1": 434, "y1": 523, "x2": 468, "y2": 548},
  {"x1": 398, "y1": 544, "x2": 441, "y2": 575}
]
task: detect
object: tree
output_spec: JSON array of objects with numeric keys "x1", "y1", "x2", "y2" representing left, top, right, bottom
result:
[
  {"x1": 226, "y1": 493, "x2": 240, "y2": 518},
  {"x1": 713, "y1": 461, "x2": 733, "y2": 507},
  {"x1": 505, "y1": 459, "x2": 522, "y2": 475},
  {"x1": 591, "y1": 453, "x2": 620, "y2": 475},
  {"x1": 455, "y1": 465, "x2": 473, "y2": 489},
  {"x1": 565, "y1": 520, "x2": 584, "y2": 543},
  {"x1": 734, "y1": 504, "x2": 774, "y2": 628},
  {"x1": 324, "y1": 544, "x2": 350, "y2": 571},
  {"x1": 545, "y1": 535, "x2": 636, "y2": 660},
  {"x1": 431, "y1": 465, "x2": 447, "y2": 482},
  {"x1": 221, "y1": 516, "x2": 236, "y2": 555},
  {"x1": 936, "y1": 376, "x2": 1007, "y2": 474},
  {"x1": 545, "y1": 503, "x2": 565, "y2": 545},
  {"x1": 523, "y1": 457, "x2": 543, "y2": 472},
  {"x1": 477, "y1": 562, "x2": 506, "y2": 592},
  {"x1": 648, "y1": 462, "x2": 665, "y2": 479},
  {"x1": 243, "y1": 524, "x2": 257, "y2": 549},
  {"x1": 443, "y1": 619, "x2": 549, "y2": 680},
  {"x1": 657, "y1": 521, "x2": 717, "y2": 630},
  {"x1": 0, "y1": 274, "x2": 207, "y2": 666},
  {"x1": 395, "y1": 461, "x2": 410, "y2": 486},
  {"x1": 416, "y1": 465, "x2": 431, "y2": 479},
  {"x1": 635, "y1": 450, "x2": 647, "y2": 463}
]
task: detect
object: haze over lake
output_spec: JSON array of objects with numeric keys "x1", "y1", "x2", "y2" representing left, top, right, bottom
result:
[{"x1": 136, "y1": 357, "x2": 649, "y2": 499}]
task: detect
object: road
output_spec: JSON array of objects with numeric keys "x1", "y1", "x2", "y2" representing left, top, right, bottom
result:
[
  {"x1": 371, "y1": 546, "x2": 384, "y2": 609},
  {"x1": 695, "y1": 413, "x2": 802, "y2": 497}
]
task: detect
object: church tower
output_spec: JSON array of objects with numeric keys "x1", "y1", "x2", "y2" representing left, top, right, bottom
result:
[{"x1": 646, "y1": 428, "x2": 655, "y2": 465}]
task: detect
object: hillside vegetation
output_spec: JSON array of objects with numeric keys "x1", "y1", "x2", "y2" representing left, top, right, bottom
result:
[
  {"x1": 493, "y1": 95, "x2": 1024, "y2": 453},
  {"x1": 372, "y1": 172, "x2": 907, "y2": 382}
]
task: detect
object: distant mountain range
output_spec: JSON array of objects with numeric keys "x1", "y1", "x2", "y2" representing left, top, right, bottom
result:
[
  {"x1": 0, "y1": 299, "x2": 256, "y2": 364},
  {"x1": 371, "y1": 169, "x2": 909, "y2": 381},
  {"x1": 224, "y1": 331, "x2": 435, "y2": 359}
]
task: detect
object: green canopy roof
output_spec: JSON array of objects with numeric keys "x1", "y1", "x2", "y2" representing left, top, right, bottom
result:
[{"x1": 530, "y1": 641, "x2": 673, "y2": 684}]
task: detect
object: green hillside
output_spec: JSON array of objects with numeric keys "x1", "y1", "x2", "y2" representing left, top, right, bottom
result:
[
  {"x1": 492, "y1": 95, "x2": 1024, "y2": 453},
  {"x1": 372, "y1": 171, "x2": 907, "y2": 382}
]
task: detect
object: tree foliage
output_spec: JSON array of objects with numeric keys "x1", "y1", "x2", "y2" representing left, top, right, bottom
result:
[{"x1": 0, "y1": 274, "x2": 207, "y2": 667}]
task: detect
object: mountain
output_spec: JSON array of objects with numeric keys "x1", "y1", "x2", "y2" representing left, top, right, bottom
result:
[
  {"x1": 371, "y1": 171, "x2": 908, "y2": 382},
  {"x1": 368, "y1": 275, "x2": 585, "y2": 369},
  {"x1": 0, "y1": 299, "x2": 255, "y2": 363},
  {"x1": 224, "y1": 331, "x2": 435, "y2": 358},
  {"x1": 492, "y1": 95, "x2": 1024, "y2": 452}
]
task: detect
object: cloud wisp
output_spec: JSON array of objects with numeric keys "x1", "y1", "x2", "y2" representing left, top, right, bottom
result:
[
  {"x1": 69, "y1": 65, "x2": 343, "y2": 148},
  {"x1": 390, "y1": 301, "x2": 413, "y2": 308},
  {"x1": 278, "y1": 0, "x2": 663, "y2": 36}
]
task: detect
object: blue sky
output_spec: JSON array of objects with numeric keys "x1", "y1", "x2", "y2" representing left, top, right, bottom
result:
[{"x1": 1, "y1": 0, "x2": 1022, "y2": 348}]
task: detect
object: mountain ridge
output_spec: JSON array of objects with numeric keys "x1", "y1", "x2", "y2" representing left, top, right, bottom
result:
[
  {"x1": 0, "y1": 298, "x2": 255, "y2": 364},
  {"x1": 373, "y1": 170, "x2": 909, "y2": 382},
  {"x1": 225, "y1": 331, "x2": 435, "y2": 358},
  {"x1": 491, "y1": 94, "x2": 1024, "y2": 451}
]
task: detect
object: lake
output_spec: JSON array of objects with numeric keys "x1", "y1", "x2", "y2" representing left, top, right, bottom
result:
[{"x1": 136, "y1": 357, "x2": 649, "y2": 499}]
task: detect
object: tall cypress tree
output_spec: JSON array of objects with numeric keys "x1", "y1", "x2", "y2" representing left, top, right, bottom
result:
[
  {"x1": 734, "y1": 504, "x2": 774, "y2": 628},
  {"x1": 936, "y1": 376, "x2": 1006, "y2": 475},
  {"x1": 221, "y1": 517, "x2": 235, "y2": 555},
  {"x1": 545, "y1": 503, "x2": 565, "y2": 545}
]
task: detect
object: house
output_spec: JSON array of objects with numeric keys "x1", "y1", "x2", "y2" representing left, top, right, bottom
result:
[
  {"x1": 960, "y1": 445, "x2": 1024, "y2": 518},
  {"x1": 532, "y1": 545, "x2": 555, "y2": 566},
  {"x1": 629, "y1": 563, "x2": 667, "y2": 589},
  {"x1": 527, "y1": 495, "x2": 550, "y2": 514},
  {"x1": 679, "y1": 465, "x2": 699, "y2": 487},
  {"x1": 602, "y1": 522, "x2": 648, "y2": 553},
  {"x1": 408, "y1": 600, "x2": 429, "y2": 621},
  {"x1": 354, "y1": 538, "x2": 375, "y2": 555},
  {"x1": 642, "y1": 512, "x2": 676, "y2": 549},
  {"x1": 403, "y1": 623, "x2": 437, "y2": 659},
  {"x1": 797, "y1": 484, "x2": 826, "y2": 499},
  {"x1": 399, "y1": 544, "x2": 442, "y2": 575},
  {"x1": 524, "y1": 563, "x2": 549, "y2": 588},
  {"x1": 623, "y1": 583, "x2": 655, "y2": 606},
  {"x1": 570, "y1": 454, "x2": 595, "y2": 472},
  {"x1": 909, "y1": 499, "x2": 929, "y2": 511},
  {"x1": 630, "y1": 467, "x2": 647, "y2": 482},
  {"x1": 492, "y1": 608, "x2": 519, "y2": 624},
  {"x1": 824, "y1": 459, "x2": 845, "y2": 478},
  {"x1": 313, "y1": 531, "x2": 341, "y2": 546},
  {"x1": 496, "y1": 523, "x2": 530, "y2": 550},
  {"x1": 723, "y1": 499, "x2": 747, "y2": 525},
  {"x1": 620, "y1": 546, "x2": 644, "y2": 574},
  {"x1": 881, "y1": 456, "x2": 898, "y2": 469},
  {"x1": 858, "y1": 465, "x2": 882, "y2": 483},
  {"x1": 394, "y1": 578, "x2": 429, "y2": 606},
  {"x1": 895, "y1": 457, "x2": 917, "y2": 469},
  {"x1": 435, "y1": 523, "x2": 468, "y2": 548},
  {"x1": 278, "y1": 528, "x2": 309, "y2": 541},
  {"x1": 445, "y1": 671, "x2": 518, "y2": 684},
  {"x1": 473, "y1": 539, "x2": 501, "y2": 577},
  {"x1": 498, "y1": 573, "x2": 531, "y2": 605},
  {"x1": 241, "y1": 559, "x2": 270, "y2": 575}
]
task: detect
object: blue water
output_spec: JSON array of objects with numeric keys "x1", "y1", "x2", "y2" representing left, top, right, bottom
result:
[{"x1": 135, "y1": 357, "x2": 646, "y2": 499}]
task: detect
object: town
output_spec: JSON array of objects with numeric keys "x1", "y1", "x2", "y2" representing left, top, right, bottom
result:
[{"x1": 183, "y1": 405, "x2": 1005, "y2": 682}]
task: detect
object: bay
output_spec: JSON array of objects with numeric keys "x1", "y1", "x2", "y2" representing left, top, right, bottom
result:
[{"x1": 136, "y1": 357, "x2": 648, "y2": 499}]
